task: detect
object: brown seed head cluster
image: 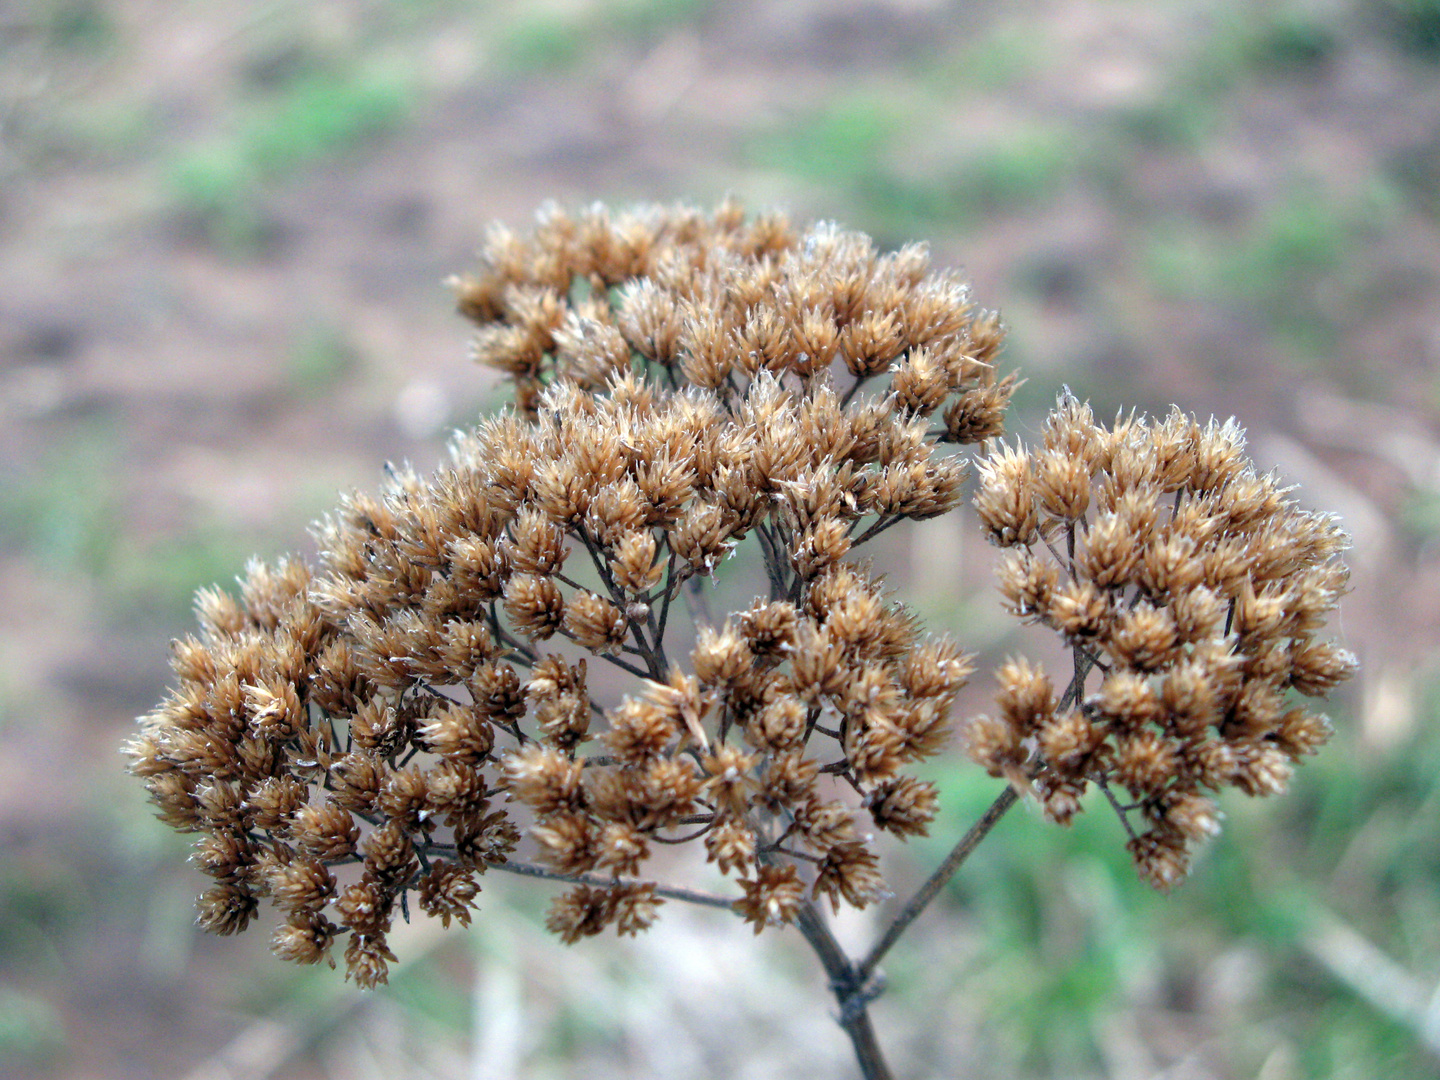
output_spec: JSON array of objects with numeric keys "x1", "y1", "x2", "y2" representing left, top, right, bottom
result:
[
  {"x1": 968, "y1": 396, "x2": 1356, "y2": 889},
  {"x1": 127, "y1": 202, "x2": 1012, "y2": 983}
]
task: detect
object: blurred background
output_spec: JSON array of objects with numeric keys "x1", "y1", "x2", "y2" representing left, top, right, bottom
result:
[{"x1": 2, "y1": 0, "x2": 1438, "y2": 1077}]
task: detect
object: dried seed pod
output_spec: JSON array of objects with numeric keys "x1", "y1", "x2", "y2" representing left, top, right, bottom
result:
[
  {"x1": 272, "y1": 911, "x2": 339, "y2": 966},
  {"x1": 291, "y1": 804, "x2": 360, "y2": 862},
  {"x1": 417, "y1": 862, "x2": 480, "y2": 929},
  {"x1": 704, "y1": 817, "x2": 757, "y2": 875},
  {"x1": 733, "y1": 864, "x2": 806, "y2": 933},
  {"x1": 974, "y1": 445, "x2": 1038, "y2": 547},
  {"x1": 503, "y1": 573, "x2": 566, "y2": 640},
  {"x1": 865, "y1": 776, "x2": 939, "y2": 838},
  {"x1": 267, "y1": 856, "x2": 337, "y2": 913},
  {"x1": 562, "y1": 591, "x2": 630, "y2": 654}
]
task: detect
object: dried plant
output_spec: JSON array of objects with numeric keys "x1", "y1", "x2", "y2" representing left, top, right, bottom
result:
[{"x1": 125, "y1": 201, "x2": 1354, "y2": 1080}]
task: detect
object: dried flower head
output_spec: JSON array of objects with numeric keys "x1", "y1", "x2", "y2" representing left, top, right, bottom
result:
[
  {"x1": 129, "y1": 201, "x2": 1354, "y2": 1009},
  {"x1": 127, "y1": 201, "x2": 1007, "y2": 982},
  {"x1": 969, "y1": 395, "x2": 1355, "y2": 888}
]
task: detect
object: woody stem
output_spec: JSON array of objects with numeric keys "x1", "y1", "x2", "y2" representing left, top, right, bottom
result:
[
  {"x1": 855, "y1": 784, "x2": 1018, "y2": 987},
  {"x1": 793, "y1": 902, "x2": 894, "y2": 1080}
]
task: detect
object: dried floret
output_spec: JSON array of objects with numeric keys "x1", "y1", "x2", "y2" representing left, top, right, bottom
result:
[
  {"x1": 267, "y1": 855, "x2": 337, "y2": 913},
  {"x1": 813, "y1": 842, "x2": 887, "y2": 912},
  {"x1": 865, "y1": 776, "x2": 939, "y2": 838},
  {"x1": 417, "y1": 862, "x2": 480, "y2": 929},
  {"x1": 272, "y1": 911, "x2": 339, "y2": 967},
  {"x1": 733, "y1": 864, "x2": 806, "y2": 933},
  {"x1": 291, "y1": 804, "x2": 360, "y2": 862}
]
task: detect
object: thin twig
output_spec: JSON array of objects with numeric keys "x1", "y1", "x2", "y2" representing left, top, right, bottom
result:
[
  {"x1": 1044, "y1": 532, "x2": 1078, "y2": 582},
  {"x1": 650, "y1": 820, "x2": 718, "y2": 845},
  {"x1": 481, "y1": 858, "x2": 737, "y2": 911},
  {"x1": 850, "y1": 513, "x2": 903, "y2": 547},
  {"x1": 586, "y1": 648, "x2": 656, "y2": 682},
  {"x1": 681, "y1": 570, "x2": 715, "y2": 629},
  {"x1": 755, "y1": 520, "x2": 793, "y2": 603},
  {"x1": 1098, "y1": 779, "x2": 1139, "y2": 842},
  {"x1": 654, "y1": 547, "x2": 678, "y2": 643},
  {"x1": 857, "y1": 784, "x2": 1019, "y2": 985},
  {"x1": 840, "y1": 375, "x2": 871, "y2": 409}
]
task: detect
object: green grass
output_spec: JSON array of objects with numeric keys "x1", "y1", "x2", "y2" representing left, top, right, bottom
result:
[
  {"x1": 749, "y1": 98, "x2": 899, "y2": 185},
  {"x1": 287, "y1": 319, "x2": 362, "y2": 394},
  {"x1": 606, "y1": 0, "x2": 713, "y2": 36},
  {"x1": 947, "y1": 134, "x2": 1076, "y2": 217},
  {"x1": 1203, "y1": 4, "x2": 1342, "y2": 79},
  {"x1": 0, "y1": 988, "x2": 66, "y2": 1071},
  {"x1": 116, "y1": 529, "x2": 280, "y2": 621},
  {"x1": 166, "y1": 64, "x2": 412, "y2": 252},
  {"x1": 747, "y1": 97, "x2": 938, "y2": 240},
  {"x1": 0, "y1": 425, "x2": 124, "y2": 581},
  {"x1": 494, "y1": 0, "x2": 714, "y2": 74},
  {"x1": 1387, "y1": 134, "x2": 1440, "y2": 218},
  {"x1": 385, "y1": 955, "x2": 474, "y2": 1038},
  {"x1": 0, "y1": 422, "x2": 326, "y2": 621},
  {"x1": 1142, "y1": 188, "x2": 1368, "y2": 360},
  {"x1": 163, "y1": 0, "x2": 718, "y2": 249},
  {"x1": 910, "y1": 765, "x2": 1171, "y2": 1075},
  {"x1": 930, "y1": 21, "x2": 1048, "y2": 91},
  {"x1": 748, "y1": 97, "x2": 1079, "y2": 242},
  {"x1": 46, "y1": 0, "x2": 115, "y2": 52},
  {"x1": 1370, "y1": 0, "x2": 1440, "y2": 57},
  {"x1": 1243, "y1": 9, "x2": 1341, "y2": 72},
  {"x1": 1108, "y1": 3, "x2": 1339, "y2": 153},
  {"x1": 496, "y1": 11, "x2": 588, "y2": 73},
  {"x1": 903, "y1": 669, "x2": 1440, "y2": 1079}
]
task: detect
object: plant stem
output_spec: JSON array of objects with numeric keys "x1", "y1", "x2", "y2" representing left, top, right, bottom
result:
[
  {"x1": 857, "y1": 785, "x2": 1018, "y2": 986},
  {"x1": 483, "y1": 858, "x2": 737, "y2": 910},
  {"x1": 793, "y1": 903, "x2": 894, "y2": 1080}
]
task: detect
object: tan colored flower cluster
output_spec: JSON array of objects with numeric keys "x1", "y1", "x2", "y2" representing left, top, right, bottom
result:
[
  {"x1": 967, "y1": 396, "x2": 1356, "y2": 889},
  {"x1": 127, "y1": 202, "x2": 1016, "y2": 985},
  {"x1": 451, "y1": 198, "x2": 1014, "y2": 434}
]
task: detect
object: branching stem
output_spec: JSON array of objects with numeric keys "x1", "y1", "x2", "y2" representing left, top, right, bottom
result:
[
  {"x1": 482, "y1": 858, "x2": 737, "y2": 910},
  {"x1": 856, "y1": 785, "x2": 1019, "y2": 987},
  {"x1": 793, "y1": 903, "x2": 894, "y2": 1080}
]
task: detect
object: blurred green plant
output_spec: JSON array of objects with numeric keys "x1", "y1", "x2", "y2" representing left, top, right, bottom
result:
[
  {"x1": 0, "y1": 425, "x2": 124, "y2": 581},
  {"x1": 385, "y1": 956, "x2": 474, "y2": 1039},
  {"x1": 607, "y1": 0, "x2": 713, "y2": 36},
  {"x1": 0, "y1": 423, "x2": 325, "y2": 621},
  {"x1": 1144, "y1": 189, "x2": 1364, "y2": 358},
  {"x1": 497, "y1": 11, "x2": 587, "y2": 72},
  {"x1": 1387, "y1": 135, "x2": 1440, "y2": 219},
  {"x1": 166, "y1": 65, "x2": 411, "y2": 252},
  {"x1": 1243, "y1": 9, "x2": 1340, "y2": 71},
  {"x1": 948, "y1": 134, "x2": 1074, "y2": 217},
  {"x1": 907, "y1": 764, "x2": 1168, "y2": 1075},
  {"x1": 0, "y1": 987, "x2": 67, "y2": 1071},
  {"x1": 118, "y1": 530, "x2": 277, "y2": 621},
  {"x1": 1110, "y1": 3, "x2": 1339, "y2": 152},
  {"x1": 896, "y1": 671, "x2": 1440, "y2": 1080},
  {"x1": 495, "y1": 0, "x2": 713, "y2": 74},
  {"x1": 1371, "y1": 0, "x2": 1440, "y2": 57},
  {"x1": 46, "y1": 0, "x2": 114, "y2": 52},
  {"x1": 749, "y1": 99, "x2": 1076, "y2": 240},
  {"x1": 287, "y1": 319, "x2": 362, "y2": 395},
  {"x1": 1398, "y1": 486, "x2": 1440, "y2": 546},
  {"x1": 0, "y1": 849, "x2": 86, "y2": 980},
  {"x1": 931, "y1": 22, "x2": 1046, "y2": 91}
]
